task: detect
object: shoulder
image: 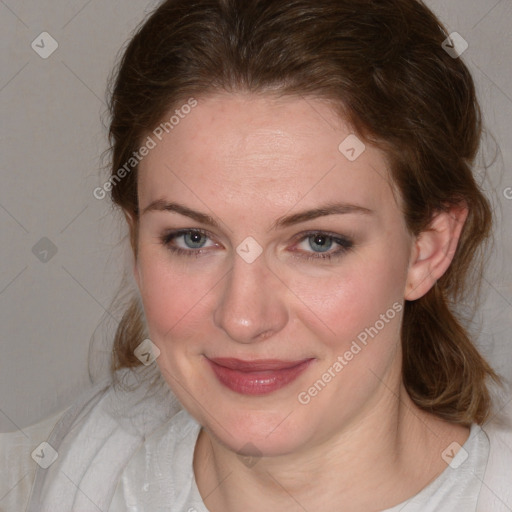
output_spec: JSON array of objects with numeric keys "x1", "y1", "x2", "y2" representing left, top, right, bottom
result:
[
  {"x1": 0, "y1": 409, "x2": 67, "y2": 512},
  {"x1": 110, "y1": 408, "x2": 202, "y2": 511},
  {"x1": 25, "y1": 366, "x2": 183, "y2": 512},
  {"x1": 477, "y1": 387, "x2": 512, "y2": 511}
]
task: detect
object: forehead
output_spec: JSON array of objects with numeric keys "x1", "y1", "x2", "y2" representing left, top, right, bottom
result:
[{"x1": 137, "y1": 93, "x2": 399, "y2": 222}]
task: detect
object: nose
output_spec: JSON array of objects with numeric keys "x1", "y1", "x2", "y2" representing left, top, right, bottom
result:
[{"x1": 213, "y1": 252, "x2": 289, "y2": 344}]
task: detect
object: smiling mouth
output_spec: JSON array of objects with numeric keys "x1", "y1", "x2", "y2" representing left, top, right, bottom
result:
[{"x1": 205, "y1": 357, "x2": 315, "y2": 395}]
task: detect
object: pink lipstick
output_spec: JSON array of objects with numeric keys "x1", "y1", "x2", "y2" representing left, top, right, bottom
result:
[{"x1": 206, "y1": 357, "x2": 314, "y2": 395}]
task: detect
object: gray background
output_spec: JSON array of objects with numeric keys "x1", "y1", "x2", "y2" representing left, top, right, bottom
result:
[{"x1": 1, "y1": 0, "x2": 511, "y2": 432}]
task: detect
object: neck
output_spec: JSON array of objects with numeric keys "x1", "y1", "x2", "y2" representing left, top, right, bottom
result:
[{"x1": 193, "y1": 378, "x2": 469, "y2": 512}]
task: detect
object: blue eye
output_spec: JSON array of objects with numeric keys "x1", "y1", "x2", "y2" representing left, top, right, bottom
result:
[
  {"x1": 161, "y1": 229, "x2": 215, "y2": 257},
  {"x1": 180, "y1": 231, "x2": 208, "y2": 249},
  {"x1": 307, "y1": 234, "x2": 333, "y2": 252},
  {"x1": 294, "y1": 232, "x2": 353, "y2": 261}
]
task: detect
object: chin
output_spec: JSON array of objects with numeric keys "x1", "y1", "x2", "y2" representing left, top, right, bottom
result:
[{"x1": 198, "y1": 401, "x2": 314, "y2": 458}]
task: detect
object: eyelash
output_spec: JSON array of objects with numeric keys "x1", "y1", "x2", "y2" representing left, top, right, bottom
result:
[{"x1": 160, "y1": 229, "x2": 353, "y2": 261}]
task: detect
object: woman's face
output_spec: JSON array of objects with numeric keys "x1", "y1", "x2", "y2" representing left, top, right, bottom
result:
[{"x1": 134, "y1": 93, "x2": 415, "y2": 456}]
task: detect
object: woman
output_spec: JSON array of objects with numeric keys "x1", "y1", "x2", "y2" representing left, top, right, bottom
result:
[{"x1": 16, "y1": 0, "x2": 512, "y2": 510}]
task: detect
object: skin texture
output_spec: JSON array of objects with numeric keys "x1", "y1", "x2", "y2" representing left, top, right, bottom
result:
[{"x1": 132, "y1": 93, "x2": 470, "y2": 511}]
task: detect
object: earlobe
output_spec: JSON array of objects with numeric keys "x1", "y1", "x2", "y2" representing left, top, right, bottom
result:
[{"x1": 404, "y1": 204, "x2": 468, "y2": 301}]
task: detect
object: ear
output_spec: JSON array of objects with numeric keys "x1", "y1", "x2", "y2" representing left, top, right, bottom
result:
[{"x1": 404, "y1": 203, "x2": 468, "y2": 301}]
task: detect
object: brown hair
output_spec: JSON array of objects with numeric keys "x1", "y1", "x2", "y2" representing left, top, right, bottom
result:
[{"x1": 106, "y1": 0, "x2": 500, "y2": 424}]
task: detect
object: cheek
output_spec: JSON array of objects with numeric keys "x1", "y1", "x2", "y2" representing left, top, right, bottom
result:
[
  {"x1": 287, "y1": 241, "x2": 408, "y2": 353},
  {"x1": 280, "y1": 240, "x2": 408, "y2": 378},
  {"x1": 136, "y1": 249, "x2": 214, "y2": 346}
]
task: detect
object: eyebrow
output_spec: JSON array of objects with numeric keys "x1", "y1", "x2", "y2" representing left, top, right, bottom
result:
[{"x1": 141, "y1": 199, "x2": 373, "y2": 230}]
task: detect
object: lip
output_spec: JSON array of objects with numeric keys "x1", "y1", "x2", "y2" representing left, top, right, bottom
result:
[{"x1": 206, "y1": 357, "x2": 314, "y2": 395}]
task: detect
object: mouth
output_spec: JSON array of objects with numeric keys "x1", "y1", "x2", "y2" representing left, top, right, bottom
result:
[{"x1": 205, "y1": 357, "x2": 315, "y2": 395}]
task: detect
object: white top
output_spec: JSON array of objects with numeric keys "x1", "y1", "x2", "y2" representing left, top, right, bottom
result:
[
  {"x1": 109, "y1": 409, "x2": 490, "y2": 512},
  {"x1": 2, "y1": 366, "x2": 512, "y2": 512}
]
